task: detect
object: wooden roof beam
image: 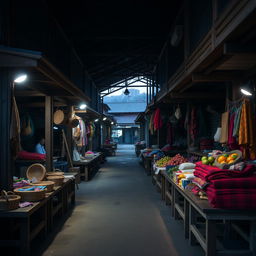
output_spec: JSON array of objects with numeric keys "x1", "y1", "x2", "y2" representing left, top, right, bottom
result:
[{"x1": 192, "y1": 71, "x2": 242, "y2": 82}]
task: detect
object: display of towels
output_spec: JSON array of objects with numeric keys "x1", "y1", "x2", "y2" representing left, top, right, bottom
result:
[{"x1": 192, "y1": 161, "x2": 256, "y2": 209}]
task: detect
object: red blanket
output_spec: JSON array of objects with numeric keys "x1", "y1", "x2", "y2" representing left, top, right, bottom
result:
[
  {"x1": 206, "y1": 187, "x2": 256, "y2": 209},
  {"x1": 194, "y1": 162, "x2": 256, "y2": 182},
  {"x1": 17, "y1": 151, "x2": 46, "y2": 160},
  {"x1": 209, "y1": 176, "x2": 256, "y2": 189}
]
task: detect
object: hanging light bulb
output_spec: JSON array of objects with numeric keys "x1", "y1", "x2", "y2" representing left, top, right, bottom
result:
[
  {"x1": 79, "y1": 103, "x2": 87, "y2": 110},
  {"x1": 124, "y1": 80, "x2": 130, "y2": 95}
]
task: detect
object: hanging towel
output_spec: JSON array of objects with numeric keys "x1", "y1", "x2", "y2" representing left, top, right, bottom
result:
[
  {"x1": 149, "y1": 111, "x2": 155, "y2": 135},
  {"x1": 238, "y1": 99, "x2": 256, "y2": 159},
  {"x1": 153, "y1": 108, "x2": 163, "y2": 130},
  {"x1": 219, "y1": 111, "x2": 229, "y2": 144}
]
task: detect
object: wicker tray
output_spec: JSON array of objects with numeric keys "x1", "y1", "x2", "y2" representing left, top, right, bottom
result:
[
  {"x1": 46, "y1": 170, "x2": 64, "y2": 176},
  {"x1": 14, "y1": 186, "x2": 46, "y2": 202},
  {"x1": 46, "y1": 176, "x2": 64, "y2": 186},
  {"x1": 32, "y1": 181, "x2": 55, "y2": 192},
  {"x1": 214, "y1": 150, "x2": 242, "y2": 169},
  {"x1": 0, "y1": 191, "x2": 21, "y2": 211},
  {"x1": 26, "y1": 164, "x2": 46, "y2": 182}
]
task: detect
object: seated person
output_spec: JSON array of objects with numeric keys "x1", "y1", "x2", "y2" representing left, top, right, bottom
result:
[{"x1": 35, "y1": 137, "x2": 46, "y2": 154}]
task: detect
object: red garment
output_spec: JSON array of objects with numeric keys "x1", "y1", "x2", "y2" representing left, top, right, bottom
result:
[
  {"x1": 17, "y1": 151, "x2": 46, "y2": 160},
  {"x1": 209, "y1": 176, "x2": 256, "y2": 189},
  {"x1": 194, "y1": 162, "x2": 256, "y2": 182},
  {"x1": 153, "y1": 108, "x2": 163, "y2": 130},
  {"x1": 206, "y1": 187, "x2": 256, "y2": 209}
]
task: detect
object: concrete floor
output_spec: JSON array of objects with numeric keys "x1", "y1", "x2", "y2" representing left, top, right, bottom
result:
[{"x1": 41, "y1": 145, "x2": 204, "y2": 256}]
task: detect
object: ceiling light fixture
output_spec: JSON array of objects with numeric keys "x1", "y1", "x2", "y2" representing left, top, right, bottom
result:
[
  {"x1": 79, "y1": 103, "x2": 87, "y2": 110},
  {"x1": 103, "y1": 117, "x2": 107, "y2": 121},
  {"x1": 94, "y1": 119, "x2": 99, "y2": 122},
  {"x1": 241, "y1": 88, "x2": 252, "y2": 96},
  {"x1": 111, "y1": 122, "x2": 114, "y2": 125},
  {"x1": 14, "y1": 74, "x2": 27, "y2": 83}
]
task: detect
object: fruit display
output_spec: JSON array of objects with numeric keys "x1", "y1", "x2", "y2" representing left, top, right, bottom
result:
[
  {"x1": 155, "y1": 156, "x2": 172, "y2": 167},
  {"x1": 216, "y1": 153, "x2": 239, "y2": 165},
  {"x1": 167, "y1": 154, "x2": 187, "y2": 166},
  {"x1": 201, "y1": 156, "x2": 215, "y2": 166}
]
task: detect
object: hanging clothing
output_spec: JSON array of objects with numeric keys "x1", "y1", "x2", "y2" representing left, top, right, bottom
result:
[
  {"x1": 227, "y1": 113, "x2": 239, "y2": 150},
  {"x1": 149, "y1": 111, "x2": 155, "y2": 135},
  {"x1": 153, "y1": 108, "x2": 163, "y2": 131},
  {"x1": 238, "y1": 99, "x2": 256, "y2": 160},
  {"x1": 233, "y1": 105, "x2": 242, "y2": 137},
  {"x1": 10, "y1": 96, "x2": 21, "y2": 157},
  {"x1": 189, "y1": 107, "x2": 197, "y2": 141},
  {"x1": 219, "y1": 111, "x2": 229, "y2": 144}
]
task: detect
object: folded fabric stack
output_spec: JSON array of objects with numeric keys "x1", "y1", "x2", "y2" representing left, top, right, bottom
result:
[{"x1": 193, "y1": 162, "x2": 256, "y2": 209}]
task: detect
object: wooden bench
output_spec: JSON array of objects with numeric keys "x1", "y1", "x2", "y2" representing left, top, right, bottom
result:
[
  {"x1": 0, "y1": 178, "x2": 75, "y2": 256},
  {"x1": 158, "y1": 170, "x2": 256, "y2": 256}
]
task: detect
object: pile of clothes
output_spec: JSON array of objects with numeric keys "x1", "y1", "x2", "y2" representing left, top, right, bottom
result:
[{"x1": 192, "y1": 162, "x2": 256, "y2": 209}]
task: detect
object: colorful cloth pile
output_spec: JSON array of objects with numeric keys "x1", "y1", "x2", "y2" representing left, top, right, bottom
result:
[{"x1": 192, "y1": 162, "x2": 256, "y2": 209}]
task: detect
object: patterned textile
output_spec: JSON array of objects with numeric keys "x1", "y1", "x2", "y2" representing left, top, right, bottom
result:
[
  {"x1": 206, "y1": 187, "x2": 256, "y2": 209},
  {"x1": 194, "y1": 162, "x2": 255, "y2": 182}
]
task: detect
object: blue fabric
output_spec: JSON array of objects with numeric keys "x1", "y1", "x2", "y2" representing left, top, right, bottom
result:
[{"x1": 35, "y1": 143, "x2": 46, "y2": 154}]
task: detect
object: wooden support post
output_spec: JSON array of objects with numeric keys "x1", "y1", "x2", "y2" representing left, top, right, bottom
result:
[
  {"x1": 66, "y1": 106, "x2": 73, "y2": 167},
  {"x1": 45, "y1": 96, "x2": 53, "y2": 172},
  {"x1": 206, "y1": 220, "x2": 216, "y2": 256},
  {"x1": 0, "y1": 68, "x2": 12, "y2": 190}
]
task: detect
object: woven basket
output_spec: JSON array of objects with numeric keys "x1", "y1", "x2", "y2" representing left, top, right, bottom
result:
[
  {"x1": 14, "y1": 186, "x2": 46, "y2": 202},
  {"x1": 46, "y1": 176, "x2": 64, "y2": 186},
  {"x1": 26, "y1": 164, "x2": 46, "y2": 182},
  {"x1": 46, "y1": 170, "x2": 64, "y2": 176},
  {"x1": 32, "y1": 181, "x2": 55, "y2": 192},
  {"x1": 54, "y1": 110, "x2": 66, "y2": 125},
  {"x1": 0, "y1": 191, "x2": 21, "y2": 211}
]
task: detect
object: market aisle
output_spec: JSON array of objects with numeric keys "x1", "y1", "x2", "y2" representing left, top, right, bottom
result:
[{"x1": 41, "y1": 145, "x2": 203, "y2": 256}]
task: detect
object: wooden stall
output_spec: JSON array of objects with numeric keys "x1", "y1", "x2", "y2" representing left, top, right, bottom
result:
[{"x1": 153, "y1": 170, "x2": 256, "y2": 256}]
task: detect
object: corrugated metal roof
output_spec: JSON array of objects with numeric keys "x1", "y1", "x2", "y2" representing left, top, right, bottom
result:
[
  {"x1": 108, "y1": 102, "x2": 146, "y2": 113},
  {"x1": 114, "y1": 114, "x2": 138, "y2": 124}
]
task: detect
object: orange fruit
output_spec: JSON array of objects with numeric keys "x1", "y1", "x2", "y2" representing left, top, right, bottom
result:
[
  {"x1": 220, "y1": 161, "x2": 226, "y2": 164},
  {"x1": 228, "y1": 159, "x2": 235, "y2": 164},
  {"x1": 218, "y1": 156, "x2": 227, "y2": 163},
  {"x1": 231, "y1": 153, "x2": 238, "y2": 159},
  {"x1": 226, "y1": 156, "x2": 232, "y2": 162}
]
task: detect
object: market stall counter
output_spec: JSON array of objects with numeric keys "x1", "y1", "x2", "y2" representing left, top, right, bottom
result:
[
  {"x1": 0, "y1": 178, "x2": 75, "y2": 256},
  {"x1": 157, "y1": 170, "x2": 256, "y2": 256},
  {"x1": 73, "y1": 152, "x2": 103, "y2": 181}
]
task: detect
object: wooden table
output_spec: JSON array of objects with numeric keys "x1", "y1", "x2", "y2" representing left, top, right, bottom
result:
[
  {"x1": 141, "y1": 153, "x2": 153, "y2": 176},
  {"x1": 73, "y1": 153, "x2": 102, "y2": 181},
  {"x1": 157, "y1": 170, "x2": 256, "y2": 256},
  {"x1": 0, "y1": 178, "x2": 75, "y2": 256},
  {"x1": 102, "y1": 144, "x2": 117, "y2": 156}
]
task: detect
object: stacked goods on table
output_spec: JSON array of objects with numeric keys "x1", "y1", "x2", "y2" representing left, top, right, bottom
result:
[
  {"x1": 189, "y1": 150, "x2": 256, "y2": 209},
  {"x1": 4, "y1": 164, "x2": 67, "y2": 210},
  {"x1": 155, "y1": 156, "x2": 172, "y2": 167},
  {"x1": 172, "y1": 163, "x2": 196, "y2": 188},
  {"x1": 167, "y1": 154, "x2": 187, "y2": 166}
]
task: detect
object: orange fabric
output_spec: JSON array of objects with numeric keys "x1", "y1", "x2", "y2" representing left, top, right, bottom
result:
[{"x1": 238, "y1": 99, "x2": 256, "y2": 160}]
